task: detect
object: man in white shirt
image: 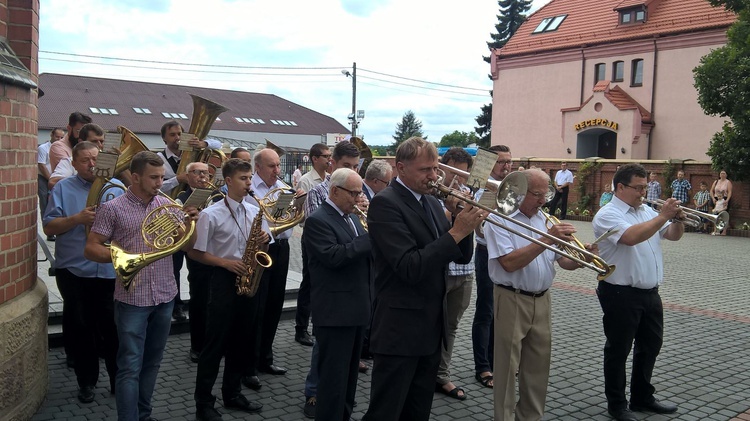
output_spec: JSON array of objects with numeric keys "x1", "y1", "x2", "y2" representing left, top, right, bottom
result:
[
  {"x1": 485, "y1": 169, "x2": 595, "y2": 421},
  {"x1": 592, "y1": 163, "x2": 683, "y2": 421},
  {"x1": 297, "y1": 143, "x2": 331, "y2": 193},
  {"x1": 292, "y1": 164, "x2": 303, "y2": 189},
  {"x1": 38, "y1": 128, "x2": 64, "y2": 238},
  {"x1": 548, "y1": 161, "x2": 574, "y2": 220},
  {"x1": 190, "y1": 158, "x2": 270, "y2": 421}
]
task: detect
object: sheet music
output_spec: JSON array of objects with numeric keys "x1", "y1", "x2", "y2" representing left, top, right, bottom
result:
[
  {"x1": 467, "y1": 148, "x2": 496, "y2": 192},
  {"x1": 93, "y1": 152, "x2": 119, "y2": 179},
  {"x1": 182, "y1": 188, "x2": 213, "y2": 208},
  {"x1": 178, "y1": 133, "x2": 197, "y2": 151}
]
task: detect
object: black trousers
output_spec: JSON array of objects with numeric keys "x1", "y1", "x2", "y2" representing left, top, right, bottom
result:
[
  {"x1": 55, "y1": 268, "x2": 77, "y2": 361},
  {"x1": 172, "y1": 251, "x2": 185, "y2": 306},
  {"x1": 295, "y1": 233, "x2": 311, "y2": 331},
  {"x1": 316, "y1": 325, "x2": 365, "y2": 421},
  {"x1": 364, "y1": 347, "x2": 442, "y2": 421},
  {"x1": 548, "y1": 186, "x2": 570, "y2": 219},
  {"x1": 56, "y1": 268, "x2": 118, "y2": 389},
  {"x1": 194, "y1": 267, "x2": 258, "y2": 408},
  {"x1": 186, "y1": 256, "x2": 212, "y2": 354},
  {"x1": 253, "y1": 239, "x2": 290, "y2": 369},
  {"x1": 597, "y1": 282, "x2": 664, "y2": 410}
]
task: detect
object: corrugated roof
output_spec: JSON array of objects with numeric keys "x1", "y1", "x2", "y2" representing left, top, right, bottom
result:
[
  {"x1": 38, "y1": 73, "x2": 349, "y2": 136},
  {"x1": 497, "y1": 0, "x2": 735, "y2": 58}
]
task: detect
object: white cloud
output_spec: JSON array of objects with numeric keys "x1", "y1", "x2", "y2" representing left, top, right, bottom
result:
[{"x1": 39, "y1": 0, "x2": 552, "y2": 145}]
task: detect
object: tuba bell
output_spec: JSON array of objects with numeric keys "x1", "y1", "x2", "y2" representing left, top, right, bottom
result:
[{"x1": 170, "y1": 94, "x2": 229, "y2": 198}]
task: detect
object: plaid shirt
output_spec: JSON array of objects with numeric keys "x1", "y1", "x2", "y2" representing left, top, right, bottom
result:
[
  {"x1": 305, "y1": 175, "x2": 331, "y2": 217},
  {"x1": 91, "y1": 189, "x2": 178, "y2": 306},
  {"x1": 694, "y1": 190, "x2": 711, "y2": 212},
  {"x1": 671, "y1": 179, "x2": 691, "y2": 204},
  {"x1": 647, "y1": 180, "x2": 661, "y2": 202}
]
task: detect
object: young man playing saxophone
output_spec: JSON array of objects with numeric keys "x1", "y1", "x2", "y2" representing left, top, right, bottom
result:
[{"x1": 189, "y1": 158, "x2": 272, "y2": 421}]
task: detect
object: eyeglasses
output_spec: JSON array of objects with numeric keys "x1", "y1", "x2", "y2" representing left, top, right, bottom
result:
[
  {"x1": 336, "y1": 185, "x2": 363, "y2": 198},
  {"x1": 316, "y1": 153, "x2": 332, "y2": 159},
  {"x1": 495, "y1": 160, "x2": 512, "y2": 166},
  {"x1": 376, "y1": 178, "x2": 389, "y2": 185},
  {"x1": 189, "y1": 170, "x2": 209, "y2": 177},
  {"x1": 623, "y1": 184, "x2": 647, "y2": 192},
  {"x1": 527, "y1": 191, "x2": 548, "y2": 199}
]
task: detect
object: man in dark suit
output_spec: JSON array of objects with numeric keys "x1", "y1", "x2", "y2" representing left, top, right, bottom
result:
[
  {"x1": 363, "y1": 137, "x2": 486, "y2": 421},
  {"x1": 362, "y1": 159, "x2": 392, "y2": 201},
  {"x1": 304, "y1": 167, "x2": 371, "y2": 421}
]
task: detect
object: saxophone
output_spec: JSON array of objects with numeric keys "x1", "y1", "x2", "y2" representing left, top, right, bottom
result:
[{"x1": 236, "y1": 195, "x2": 273, "y2": 296}]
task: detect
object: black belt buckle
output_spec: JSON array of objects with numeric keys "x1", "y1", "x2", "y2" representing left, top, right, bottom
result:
[{"x1": 497, "y1": 283, "x2": 547, "y2": 298}]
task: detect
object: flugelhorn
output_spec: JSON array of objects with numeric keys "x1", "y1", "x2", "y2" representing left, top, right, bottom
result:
[
  {"x1": 254, "y1": 178, "x2": 305, "y2": 237},
  {"x1": 111, "y1": 191, "x2": 195, "y2": 291},
  {"x1": 353, "y1": 205, "x2": 368, "y2": 232},
  {"x1": 432, "y1": 169, "x2": 615, "y2": 280}
]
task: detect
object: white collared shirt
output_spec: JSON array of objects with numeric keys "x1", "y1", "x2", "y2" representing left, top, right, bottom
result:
[
  {"x1": 249, "y1": 174, "x2": 292, "y2": 240},
  {"x1": 50, "y1": 157, "x2": 75, "y2": 180},
  {"x1": 485, "y1": 209, "x2": 557, "y2": 293},
  {"x1": 555, "y1": 169, "x2": 574, "y2": 186},
  {"x1": 473, "y1": 175, "x2": 498, "y2": 247},
  {"x1": 193, "y1": 196, "x2": 272, "y2": 260},
  {"x1": 592, "y1": 195, "x2": 669, "y2": 289},
  {"x1": 395, "y1": 176, "x2": 424, "y2": 203}
]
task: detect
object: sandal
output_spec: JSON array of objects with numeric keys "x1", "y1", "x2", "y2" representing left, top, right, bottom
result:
[
  {"x1": 435, "y1": 383, "x2": 467, "y2": 401},
  {"x1": 475, "y1": 372, "x2": 494, "y2": 388}
]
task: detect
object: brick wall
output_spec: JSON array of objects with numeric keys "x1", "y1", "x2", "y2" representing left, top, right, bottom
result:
[{"x1": 0, "y1": 0, "x2": 39, "y2": 304}]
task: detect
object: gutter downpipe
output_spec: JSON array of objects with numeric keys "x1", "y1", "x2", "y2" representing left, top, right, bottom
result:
[
  {"x1": 648, "y1": 37, "x2": 658, "y2": 159},
  {"x1": 580, "y1": 48, "x2": 586, "y2": 105}
]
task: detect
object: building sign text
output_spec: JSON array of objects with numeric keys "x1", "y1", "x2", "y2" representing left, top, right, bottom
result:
[{"x1": 574, "y1": 119, "x2": 618, "y2": 131}]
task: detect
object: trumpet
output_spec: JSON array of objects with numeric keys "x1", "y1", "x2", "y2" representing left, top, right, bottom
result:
[
  {"x1": 642, "y1": 198, "x2": 729, "y2": 233},
  {"x1": 433, "y1": 168, "x2": 615, "y2": 280},
  {"x1": 353, "y1": 205, "x2": 368, "y2": 232}
]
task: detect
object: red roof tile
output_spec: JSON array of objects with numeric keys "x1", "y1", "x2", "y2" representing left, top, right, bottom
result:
[
  {"x1": 498, "y1": 0, "x2": 735, "y2": 58},
  {"x1": 604, "y1": 85, "x2": 652, "y2": 122}
]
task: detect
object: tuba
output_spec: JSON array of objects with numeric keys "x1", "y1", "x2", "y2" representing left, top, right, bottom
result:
[
  {"x1": 85, "y1": 126, "x2": 148, "y2": 210},
  {"x1": 170, "y1": 94, "x2": 229, "y2": 198},
  {"x1": 111, "y1": 191, "x2": 195, "y2": 291},
  {"x1": 236, "y1": 192, "x2": 273, "y2": 296}
]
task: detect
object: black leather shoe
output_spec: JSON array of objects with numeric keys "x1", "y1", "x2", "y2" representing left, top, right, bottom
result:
[
  {"x1": 77, "y1": 385, "x2": 95, "y2": 403},
  {"x1": 241, "y1": 375, "x2": 262, "y2": 391},
  {"x1": 303, "y1": 396, "x2": 316, "y2": 419},
  {"x1": 608, "y1": 407, "x2": 637, "y2": 421},
  {"x1": 196, "y1": 406, "x2": 222, "y2": 421},
  {"x1": 224, "y1": 394, "x2": 262, "y2": 413},
  {"x1": 189, "y1": 348, "x2": 200, "y2": 363},
  {"x1": 172, "y1": 306, "x2": 187, "y2": 322},
  {"x1": 630, "y1": 399, "x2": 678, "y2": 414},
  {"x1": 258, "y1": 364, "x2": 287, "y2": 375},
  {"x1": 295, "y1": 330, "x2": 314, "y2": 346}
]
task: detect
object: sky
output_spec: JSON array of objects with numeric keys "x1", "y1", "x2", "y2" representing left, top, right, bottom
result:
[{"x1": 39, "y1": 0, "x2": 552, "y2": 146}]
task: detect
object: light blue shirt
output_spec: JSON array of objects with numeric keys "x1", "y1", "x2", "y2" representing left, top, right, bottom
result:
[{"x1": 43, "y1": 175, "x2": 124, "y2": 278}]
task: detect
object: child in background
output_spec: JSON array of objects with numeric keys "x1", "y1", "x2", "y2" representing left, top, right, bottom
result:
[
  {"x1": 693, "y1": 181, "x2": 711, "y2": 233},
  {"x1": 599, "y1": 182, "x2": 613, "y2": 208}
]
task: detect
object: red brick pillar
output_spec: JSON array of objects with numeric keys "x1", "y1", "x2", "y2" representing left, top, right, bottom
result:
[{"x1": 0, "y1": 0, "x2": 48, "y2": 419}]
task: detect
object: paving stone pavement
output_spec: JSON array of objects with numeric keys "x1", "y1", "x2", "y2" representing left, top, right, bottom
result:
[{"x1": 31, "y1": 221, "x2": 750, "y2": 420}]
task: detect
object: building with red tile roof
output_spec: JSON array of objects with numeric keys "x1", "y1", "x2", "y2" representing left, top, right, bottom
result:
[{"x1": 490, "y1": 0, "x2": 735, "y2": 160}]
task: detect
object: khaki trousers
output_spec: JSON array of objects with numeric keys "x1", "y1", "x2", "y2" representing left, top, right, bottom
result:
[{"x1": 493, "y1": 286, "x2": 552, "y2": 421}]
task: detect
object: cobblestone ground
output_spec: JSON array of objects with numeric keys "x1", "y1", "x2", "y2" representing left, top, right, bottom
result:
[{"x1": 32, "y1": 221, "x2": 750, "y2": 420}]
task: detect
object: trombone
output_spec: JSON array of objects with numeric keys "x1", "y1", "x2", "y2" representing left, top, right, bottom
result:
[
  {"x1": 642, "y1": 198, "x2": 729, "y2": 233},
  {"x1": 433, "y1": 167, "x2": 615, "y2": 281}
]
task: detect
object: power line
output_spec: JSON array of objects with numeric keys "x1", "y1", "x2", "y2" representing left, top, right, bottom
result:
[
  {"x1": 358, "y1": 67, "x2": 488, "y2": 92},
  {"x1": 358, "y1": 74, "x2": 489, "y2": 97}
]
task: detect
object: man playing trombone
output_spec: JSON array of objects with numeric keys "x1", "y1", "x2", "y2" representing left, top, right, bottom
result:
[
  {"x1": 593, "y1": 163, "x2": 683, "y2": 421},
  {"x1": 485, "y1": 169, "x2": 598, "y2": 421}
]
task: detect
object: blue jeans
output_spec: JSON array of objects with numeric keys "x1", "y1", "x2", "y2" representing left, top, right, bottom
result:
[
  {"x1": 304, "y1": 338, "x2": 320, "y2": 398},
  {"x1": 114, "y1": 299, "x2": 174, "y2": 421},
  {"x1": 472, "y1": 244, "x2": 494, "y2": 374}
]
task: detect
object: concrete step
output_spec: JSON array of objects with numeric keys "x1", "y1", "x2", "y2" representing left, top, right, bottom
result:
[{"x1": 47, "y1": 288, "x2": 301, "y2": 348}]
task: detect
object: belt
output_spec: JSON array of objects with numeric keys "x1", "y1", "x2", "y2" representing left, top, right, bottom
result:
[
  {"x1": 274, "y1": 239, "x2": 289, "y2": 244},
  {"x1": 496, "y1": 283, "x2": 548, "y2": 298},
  {"x1": 598, "y1": 282, "x2": 658, "y2": 293}
]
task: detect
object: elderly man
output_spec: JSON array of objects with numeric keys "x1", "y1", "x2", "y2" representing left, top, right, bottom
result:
[
  {"x1": 177, "y1": 161, "x2": 223, "y2": 363},
  {"x1": 485, "y1": 169, "x2": 596, "y2": 420},
  {"x1": 593, "y1": 164, "x2": 683, "y2": 421},
  {"x1": 304, "y1": 167, "x2": 371, "y2": 421},
  {"x1": 363, "y1": 137, "x2": 485, "y2": 421},
  {"x1": 361, "y1": 159, "x2": 392, "y2": 201},
  {"x1": 44, "y1": 141, "x2": 123, "y2": 403},
  {"x1": 473, "y1": 144, "x2": 512, "y2": 389},
  {"x1": 297, "y1": 143, "x2": 332, "y2": 193}
]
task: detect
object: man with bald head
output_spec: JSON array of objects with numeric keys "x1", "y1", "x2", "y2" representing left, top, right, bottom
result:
[
  {"x1": 248, "y1": 148, "x2": 294, "y2": 378},
  {"x1": 484, "y1": 169, "x2": 597, "y2": 420}
]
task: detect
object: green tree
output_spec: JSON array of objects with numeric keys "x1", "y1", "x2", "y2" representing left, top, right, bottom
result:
[
  {"x1": 439, "y1": 130, "x2": 479, "y2": 147},
  {"x1": 693, "y1": 0, "x2": 750, "y2": 181},
  {"x1": 475, "y1": 0, "x2": 532, "y2": 148},
  {"x1": 392, "y1": 110, "x2": 426, "y2": 146}
]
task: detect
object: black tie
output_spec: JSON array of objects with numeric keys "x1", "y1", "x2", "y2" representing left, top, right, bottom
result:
[
  {"x1": 420, "y1": 196, "x2": 438, "y2": 238},
  {"x1": 344, "y1": 214, "x2": 357, "y2": 236}
]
